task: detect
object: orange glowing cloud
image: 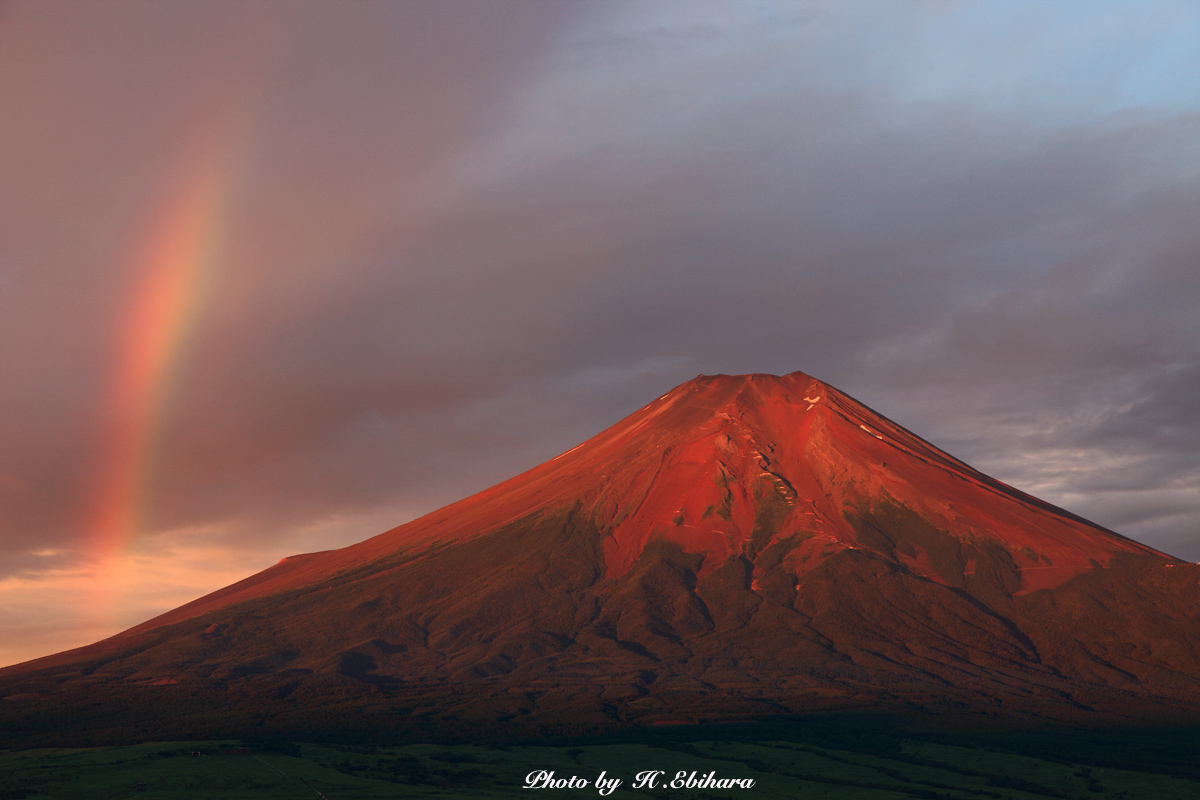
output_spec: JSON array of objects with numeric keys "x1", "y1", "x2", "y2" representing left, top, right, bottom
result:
[{"x1": 0, "y1": 535, "x2": 269, "y2": 668}]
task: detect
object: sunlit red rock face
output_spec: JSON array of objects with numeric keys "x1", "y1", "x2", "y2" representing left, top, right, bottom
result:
[
  {"x1": 5, "y1": 373, "x2": 1200, "y2": 741},
  {"x1": 126, "y1": 372, "x2": 1164, "y2": 630}
]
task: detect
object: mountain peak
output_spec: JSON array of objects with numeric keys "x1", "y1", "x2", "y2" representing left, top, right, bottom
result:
[
  {"x1": 568, "y1": 370, "x2": 1162, "y2": 585},
  {"x1": 122, "y1": 371, "x2": 1166, "y2": 635}
]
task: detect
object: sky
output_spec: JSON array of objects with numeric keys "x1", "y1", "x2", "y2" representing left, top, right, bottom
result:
[{"x1": 1, "y1": 0, "x2": 1197, "y2": 668}]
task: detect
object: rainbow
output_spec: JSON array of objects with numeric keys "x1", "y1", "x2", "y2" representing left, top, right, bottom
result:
[
  {"x1": 69, "y1": 12, "x2": 287, "y2": 635},
  {"x1": 88, "y1": 140, "x2": 235, "y2": 566}
]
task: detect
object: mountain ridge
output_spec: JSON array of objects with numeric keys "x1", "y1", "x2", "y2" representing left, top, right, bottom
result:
[{"x1": 3, "y1": 371, "x2": 1198, "y2": 744}]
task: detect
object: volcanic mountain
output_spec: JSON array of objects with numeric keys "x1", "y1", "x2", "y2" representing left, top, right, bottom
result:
[{"x1": 5, "y1": 372, "x2": 1200, "y2": 743}]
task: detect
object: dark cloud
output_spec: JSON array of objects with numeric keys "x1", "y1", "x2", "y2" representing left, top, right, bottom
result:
[{"x1": 0, "y1": 0, "x2": 577, "y2": 561}]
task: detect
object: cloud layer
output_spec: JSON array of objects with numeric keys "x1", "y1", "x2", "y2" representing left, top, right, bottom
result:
[{"x1": 2, "y1": 0, "x2": 1197, "y2": 665}]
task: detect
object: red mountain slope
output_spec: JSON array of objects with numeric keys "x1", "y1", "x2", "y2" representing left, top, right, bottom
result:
[
  {"x1": 125, "y1": 372, "x2": 1162, "y2": 633},
  {"x1": 3, "y1": 372, "x2": 1198, "y2": 741}
]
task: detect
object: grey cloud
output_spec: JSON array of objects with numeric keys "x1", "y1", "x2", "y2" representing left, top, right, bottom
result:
[
  {"x1": 199, "y1": 94, "x2": 1197, "y2": 558},
  {"x1": 0, "y1": 0, "x2": 581, "y2": 568}
]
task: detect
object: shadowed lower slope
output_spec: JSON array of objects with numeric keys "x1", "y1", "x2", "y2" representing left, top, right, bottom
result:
[{"x1": 3, "y1": 372, "x2": 1199, "y2": 744}]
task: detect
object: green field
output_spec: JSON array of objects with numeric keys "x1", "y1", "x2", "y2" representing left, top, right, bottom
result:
[{"x1": 2, "y1": 736, "x2": 1197, "y2": 800}]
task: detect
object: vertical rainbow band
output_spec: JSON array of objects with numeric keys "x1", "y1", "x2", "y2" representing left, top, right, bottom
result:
[
  {"x1": 70, "y1": 11, "x2": 285, "y2": 635},
  {"x1": 88, "y1": 144, "x2": 233, "y2": 563}
]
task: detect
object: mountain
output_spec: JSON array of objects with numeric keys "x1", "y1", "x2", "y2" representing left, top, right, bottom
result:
[{"x1": 4, "y1": 372, "x2": 1200, "y2": 744}]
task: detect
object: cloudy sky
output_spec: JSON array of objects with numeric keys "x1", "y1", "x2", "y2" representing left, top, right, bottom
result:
[{"x1": 2, "y1": 0, "x2": 1197, "y2": 667}]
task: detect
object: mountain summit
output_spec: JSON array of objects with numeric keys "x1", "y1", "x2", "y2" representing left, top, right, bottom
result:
[{"x1": 5, "y1": 372, "x2": 1200, "y2": 743}]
